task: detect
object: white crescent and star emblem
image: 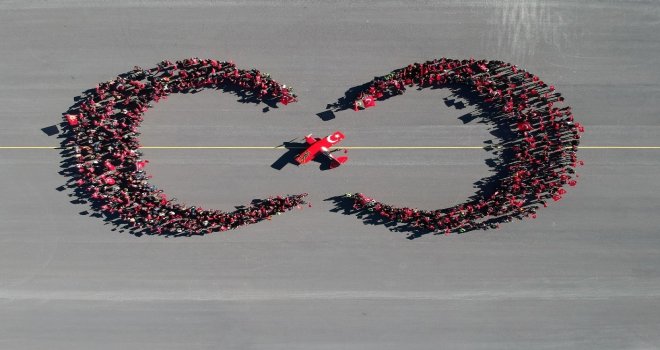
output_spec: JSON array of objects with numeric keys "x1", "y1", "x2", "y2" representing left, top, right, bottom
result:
[{"x1": 326, "y1": 133, "x2": 341, "y2": 144}]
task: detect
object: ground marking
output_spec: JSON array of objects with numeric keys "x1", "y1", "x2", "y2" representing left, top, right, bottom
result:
[{"x1": 1, "y1": 146, "x2": 660, "y2": 150}]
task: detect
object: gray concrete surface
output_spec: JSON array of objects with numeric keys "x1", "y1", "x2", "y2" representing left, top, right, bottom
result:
[{"x1": 1, "y1": 1, "x2": 660, "y2": 349}]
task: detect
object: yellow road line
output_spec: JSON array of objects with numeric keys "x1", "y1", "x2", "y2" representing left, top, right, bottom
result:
[
  {"x1": 0, "y1": 146, "x2": 60, "y2": 149},
  {"x1": 578, "y1": 146, "x2": 660, "y2": 149},
  {"x1": 140, "y1": 146, "x2": 488, "y2": 150},
  {"x1": 1, "y1": 146, "x2": 660, "y2": 150},
  {"x1": 141, "y1": 146, "x2": 286, "y2": 149}
]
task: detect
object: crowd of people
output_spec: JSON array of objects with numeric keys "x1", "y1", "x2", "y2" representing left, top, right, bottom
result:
[
  {"x1": 63, "y1": 58, "x2": 306, "y2": 235},
  {"x1": 62, "y1": 57, "x2": 583, "y2": 236},
  {"x1": 347, "y1": 58, "x2": 584, "y2": 235}
]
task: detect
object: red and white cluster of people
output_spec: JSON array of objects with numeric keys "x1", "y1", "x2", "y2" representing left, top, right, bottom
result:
[
  {"x1": 347, "y1": 58, "x2": 584, "y2": 235},
  {"x1": 61, "y1": 56, "x2": 583, "y2": 236},
  {"x1": 63, "y1": 58, "x2": 306, "y2": 235}
]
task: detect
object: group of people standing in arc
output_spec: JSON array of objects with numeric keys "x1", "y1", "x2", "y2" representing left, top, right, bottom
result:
[
  {"x1": 348, "y1": 58, "x2": 584, "y2": 235},
  {"x1": 64, "y1": 58, "x2": 306, "y2": 236}
]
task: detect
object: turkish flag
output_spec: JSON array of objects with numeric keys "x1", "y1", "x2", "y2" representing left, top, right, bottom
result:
[
  {"x1": 362, "y1": 95, "x2": 376, "y2": 108},
  {"x1": 65, "y1": 114, "x2": 79, "y2": 126},
  {"x1": 136, "y1": 160, "x2": 148, "y2": 170},
  {"x1": 517, "y1": 121, "x2": 532, "y2": 132}
]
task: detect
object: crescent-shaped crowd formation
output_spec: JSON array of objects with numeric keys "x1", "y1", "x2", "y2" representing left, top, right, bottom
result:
[
  {"x1": 347, "y1": 58, "x2": 585, "y2": 235},
  {"x1": 63, "y1": 58, "x2": 307, "y2": 235}
]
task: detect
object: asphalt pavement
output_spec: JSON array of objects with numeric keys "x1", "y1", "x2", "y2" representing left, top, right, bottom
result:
[{"x1": 1, "y1": 1, "x2": 659, "y2": 349}]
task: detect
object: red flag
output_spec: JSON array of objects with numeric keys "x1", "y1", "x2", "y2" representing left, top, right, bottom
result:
[
  {"x1": 517, "y1": 121, "x2": 532, "y2": 132},
  {"x1": 65, "y1": 114, "x2": 79, "y2": 126},
  {"x1": 136, "y1": 160, "x2": 148, "y2": 170},
  {"x1": 104, "y1": 161, "x2": 115, "y2": 171},
  {"x1": 362, "y1": 95, "x2": 376, "y2": 108}
]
